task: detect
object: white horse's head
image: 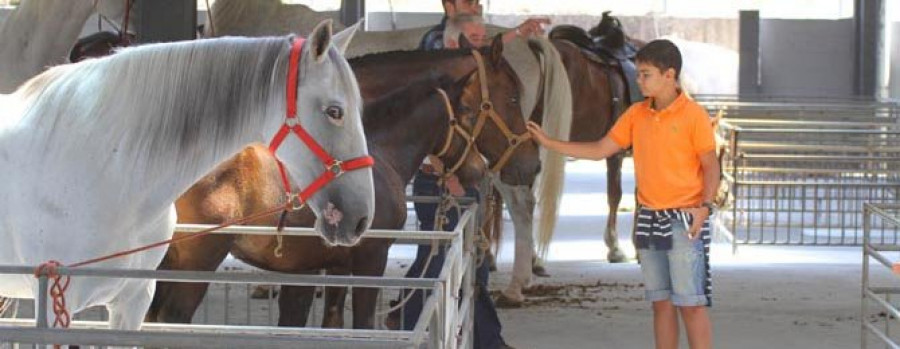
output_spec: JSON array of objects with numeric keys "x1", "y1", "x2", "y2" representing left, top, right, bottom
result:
[{"x1": 274, "y1": 20, "x2": 374, "y2": 246}]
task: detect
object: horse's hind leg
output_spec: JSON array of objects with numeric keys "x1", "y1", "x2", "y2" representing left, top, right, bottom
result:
[{"x1": 606, "y1": 153, "x2": 628, "y2": 263}]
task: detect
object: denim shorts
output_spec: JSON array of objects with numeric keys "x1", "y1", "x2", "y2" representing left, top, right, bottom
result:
[{"x1": 638, "y1": 220, "x2": 711, "y2": 307}]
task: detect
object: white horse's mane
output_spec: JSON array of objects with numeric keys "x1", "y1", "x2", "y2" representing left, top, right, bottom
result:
[{"x1": 9, "y1": 36, "x2": 363, "y2": 187}]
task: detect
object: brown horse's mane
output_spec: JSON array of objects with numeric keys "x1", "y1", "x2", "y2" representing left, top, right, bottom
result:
[{"x1": 362, "y1": 74, "x2": 461, "y2": 129}]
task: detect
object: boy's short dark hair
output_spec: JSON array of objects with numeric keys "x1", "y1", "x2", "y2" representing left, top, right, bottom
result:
[{"x1": 635, "y1": 39, "x2": 682, "y2": 80}]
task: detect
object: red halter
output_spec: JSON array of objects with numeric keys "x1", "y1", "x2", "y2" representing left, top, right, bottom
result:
[{"x1": 268, "y1": 38, "x2": 375, "y2": 210}]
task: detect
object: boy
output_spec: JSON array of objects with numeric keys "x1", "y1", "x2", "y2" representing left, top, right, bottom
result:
[{"x1": 527, "y1": 39, "x2": 718, "y2": 349}]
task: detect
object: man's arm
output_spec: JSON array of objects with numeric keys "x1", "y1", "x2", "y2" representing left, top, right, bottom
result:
[
  {"x1": 526, "y1": 121, "x2": 623, "y2": 161},
  {"x1": 501, "y1": 18, "x2": 551, "y2": 43}
]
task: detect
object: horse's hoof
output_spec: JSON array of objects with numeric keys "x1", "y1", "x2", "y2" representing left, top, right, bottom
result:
[
  {"x1": 250, "y1": 285, "x2": 278, "y2": 299},
  {"x1": 494, "y1": 293, "x2": 524, "y2": 308},
  {"x1": 532, "y1": 265, "x2": 551, "y2": 278},
  {"x1": 607, "y1": 249, "x2": 628, "y2": 263}
]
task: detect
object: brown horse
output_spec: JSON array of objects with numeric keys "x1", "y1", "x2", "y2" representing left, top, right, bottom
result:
[{"x1": 146, "y1": 36, "x2": 543, "y2": 328}]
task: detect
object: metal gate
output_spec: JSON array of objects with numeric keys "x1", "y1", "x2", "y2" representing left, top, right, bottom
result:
[
  {"x1": 0, "y1": 202, "x2": 479, "y2": 348},
  {"x1": 700, "y1": 97, "x2": 900, "y2": 249}
]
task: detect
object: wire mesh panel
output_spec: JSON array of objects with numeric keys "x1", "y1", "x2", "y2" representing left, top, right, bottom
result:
[{"x1": 703, "y1": 98, "x2": 900, "y2": 247}]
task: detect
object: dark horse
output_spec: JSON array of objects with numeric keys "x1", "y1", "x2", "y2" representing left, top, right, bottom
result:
[
  {"x1": 545, "y1": 31, "x2": 634, "y2": 264},
  {"x1": 146, "y1": 36, "x2": 543, "y2": 328}
]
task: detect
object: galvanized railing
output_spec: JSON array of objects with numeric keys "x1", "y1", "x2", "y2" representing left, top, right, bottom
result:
[
  {"x1": 0, "y1": 201, "x2": 478, "y2": 348},
  {"x1": 703, "y1": 97, "x2": 900, "y2": 249},
  {"x1": 717, "y1": 123, "x2": 900, "y2": 249},
  {"x1": 861, "y1": 203, "x2": 900, "y2": 348}
]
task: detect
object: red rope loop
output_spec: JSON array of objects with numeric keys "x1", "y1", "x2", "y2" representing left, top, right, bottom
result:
[{"x1": 33, "y1": 261, "x2": 71, "y2": 329}]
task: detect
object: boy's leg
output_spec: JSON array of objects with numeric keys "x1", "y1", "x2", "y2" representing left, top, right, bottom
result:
[
  {"x1": 652, "y1": 300, "x2": 680, "y2": 349},
  {"x1": 679, "y1": 306, "x2": 711, "y2": 349},
  {"x1": 669, "y1": 220, "x2": 712, "y2": 348},
  {"x1": 639, "y1": 247, "x2": 679, "y2": 349}
]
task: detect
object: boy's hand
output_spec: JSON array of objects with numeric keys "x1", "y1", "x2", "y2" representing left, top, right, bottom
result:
[
  {"x1": 683, "y1": 206, "x2": 709, "y2": 239},
  {"x1": 526, "y1": 121, "x2": 549, "y2": 145}
]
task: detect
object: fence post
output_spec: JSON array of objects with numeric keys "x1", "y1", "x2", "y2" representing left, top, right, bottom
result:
[{"x1": 861, "y1": 203, "x2": 871, "y2": 348}]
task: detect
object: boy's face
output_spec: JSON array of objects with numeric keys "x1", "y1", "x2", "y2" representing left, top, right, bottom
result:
[
  {"x1": 636, "y1": 62, "x2": 677, "y2": 98},
  {"x1": 446, "y1": 0, "x2": 482, "y2": 16}
]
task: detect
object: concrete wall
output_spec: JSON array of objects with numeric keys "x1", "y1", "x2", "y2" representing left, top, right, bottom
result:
[{"x1": 758, "y1": 18, "x2": 856, "y2": 97}]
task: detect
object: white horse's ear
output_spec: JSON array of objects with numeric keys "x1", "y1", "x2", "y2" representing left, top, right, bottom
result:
[
  {"x1": 332, "y1": 19, "x2": 364, "y2": 55},
  {"x1": 308, "y1": 19, "x2": 334, "y2": 63}
]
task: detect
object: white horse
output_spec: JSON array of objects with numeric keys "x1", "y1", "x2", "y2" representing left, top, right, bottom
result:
[
  {"x1": 0, "y1": 0, "x2": 134, "y2": 93},
  {"x1": 0, "y1": 0, "x2": 95, "y2": 92},
  {"x1": 0, "y1": 20, "x2": 374, "y2": 331},
  {"x1": 663, "y1": 35, "x2": 739, "y2": 95}
]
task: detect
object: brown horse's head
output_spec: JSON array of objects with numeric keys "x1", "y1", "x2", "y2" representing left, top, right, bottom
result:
[
  {"x1": 455, "y1": 35, "x2": 541, "y2": 186},
  {"x1": 421, "y1": 76, "x2": 488, "y2": 188}
]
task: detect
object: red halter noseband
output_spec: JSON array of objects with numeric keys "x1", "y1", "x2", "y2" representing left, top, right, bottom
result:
[{"x1": 268, "y1": 38, "x2": 374, "y2": 210}]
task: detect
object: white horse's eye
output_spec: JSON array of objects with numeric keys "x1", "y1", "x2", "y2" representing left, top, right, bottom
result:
[{"x1": 325, "y1": 106, "x2": 344, "y2": 120}]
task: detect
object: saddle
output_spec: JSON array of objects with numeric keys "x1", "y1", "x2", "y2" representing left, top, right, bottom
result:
[
  {"x1": 69, "y1": 31, "x2": 134, "y2": 63},
  {"x1": 549, "y1": 14, "x2": 644, "y2": 105}
]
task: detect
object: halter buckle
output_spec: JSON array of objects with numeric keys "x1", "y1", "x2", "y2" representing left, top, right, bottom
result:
[
  {"x1": 286, "y1": 193, "x2": 306, "y2": 212},
  {"x1": 285, "y1": 117, "x2": 299, "y2": 128},
  {"x1": 480, "y1": 101, "x2": 493, "y2": 111},
  {"x1": 327, "y1": 160, "x2": 345, "y2": 177}
]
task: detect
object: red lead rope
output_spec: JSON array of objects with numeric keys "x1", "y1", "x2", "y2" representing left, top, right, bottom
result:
[{"x1": 268, "y1": 38, "x2": 374, "y2": 209}]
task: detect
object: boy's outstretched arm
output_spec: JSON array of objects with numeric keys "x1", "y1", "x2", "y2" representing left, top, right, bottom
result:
[{"x1": 527, "y1": 121, "x2": 624, "y2": 161}]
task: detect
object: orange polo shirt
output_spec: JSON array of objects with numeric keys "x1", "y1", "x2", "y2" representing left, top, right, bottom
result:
[{"x1": 608, "y1": 92, "x2": 716, "y2": 209}]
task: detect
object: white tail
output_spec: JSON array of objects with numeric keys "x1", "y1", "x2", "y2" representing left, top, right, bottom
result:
[{"x1": 527, "y1": 37, "x2": 573, "y2": 259}]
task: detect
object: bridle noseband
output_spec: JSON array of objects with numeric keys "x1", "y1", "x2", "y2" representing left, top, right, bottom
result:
[{"x1": 429, "y1": 50, "x2": 533, "y2": 178}]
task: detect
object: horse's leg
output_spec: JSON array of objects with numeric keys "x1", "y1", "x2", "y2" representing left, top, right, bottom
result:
[
  {"x1": 606, "y1": 153, "x2": 628, "y2": 263},
  {"x1": 350, "y1": 246, "x2": 389, "y2": 329},
  {"x1": 492, "y1": 180, "x2": 535, "y2": 307},
  {"x1": 277, "y1": 282, "x2": 316, "y2": 327},
  {"x1": 322, "y1": 286, "x2": 347, "y2": 328},
  {"x1": 146, "y1": 234, "x2": 234, "y2": 323}
]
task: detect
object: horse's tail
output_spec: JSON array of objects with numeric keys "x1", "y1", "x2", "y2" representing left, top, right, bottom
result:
[{"x1": 527, "y1": 37, "x2": 573, "y2": 260}]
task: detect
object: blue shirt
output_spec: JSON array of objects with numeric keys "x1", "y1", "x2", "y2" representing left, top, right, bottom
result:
[{"x1": 419, "y1": 16, "x2": 448, "y2": 51}]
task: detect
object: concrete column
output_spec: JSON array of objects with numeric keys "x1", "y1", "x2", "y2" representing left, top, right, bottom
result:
[
  {"x1": 340, "y1": 0, "x2": 365, "y2": 27},
  {"x1": 854, "y1": 0, "x2": 884, "y2": 97},
  {"x1": 134, "y1": 0, "x2": 197, "y2": 44},
  {"x1": 739, "y1": 10, "x2": 761, "y2": 96}
]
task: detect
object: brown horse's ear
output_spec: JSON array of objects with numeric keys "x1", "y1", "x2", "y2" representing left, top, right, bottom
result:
[{"x1": 489, "y1": 34, "x2": 504, "y2": 67}]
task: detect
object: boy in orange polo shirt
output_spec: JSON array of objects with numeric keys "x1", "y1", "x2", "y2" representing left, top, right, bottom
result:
[{"x1": 527, "y1": 39, "x2": 719, "y2": 349}]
